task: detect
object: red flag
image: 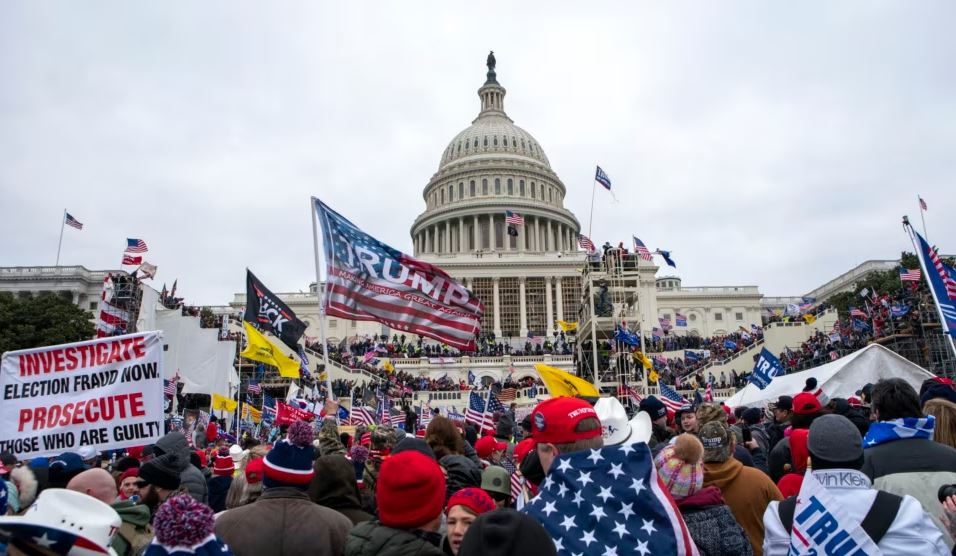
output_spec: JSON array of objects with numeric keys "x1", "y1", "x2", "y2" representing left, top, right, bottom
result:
[
  {"x1": 275, "y1": 402, "x2": 316, "y2": 425},
  {"x1": 122, "y1": 254, "x2": 142, "y2": 265}
]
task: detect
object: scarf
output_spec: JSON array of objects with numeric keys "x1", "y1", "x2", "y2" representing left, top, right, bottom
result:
[{"x1": 862, "y1": 415, "x2": 935, "y2": 448}]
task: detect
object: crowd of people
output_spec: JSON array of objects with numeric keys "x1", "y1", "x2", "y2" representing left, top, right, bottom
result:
[{"x1": 4, "y1": 373, "x2": 956, "y2": 555}]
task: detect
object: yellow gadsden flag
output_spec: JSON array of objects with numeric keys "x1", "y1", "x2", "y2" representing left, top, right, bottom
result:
[
  {"x1": 242, "y1": 405, "x2": 262, "y2": 424},
  {"x1": 649, "y1": 370, "x2": 659, "y2": 384},
  {"x1": 534, "y1": 363, "x2": 600, "y2": 398},
  {"x1": 633, "y1": 351, "x2": 653, "y2": 370},
  {"x1": 211, "y1": 393, "x2": 237, "y2": 413},
  {"x1": 241, "y1": 321, "x2": 301, "y2": 378},
  {"x1": 803, "y1": 313, "x2": 817, "y2": 325},
  {"x1": 557, "y1": 320, "x2": 578, "y2": 333}
]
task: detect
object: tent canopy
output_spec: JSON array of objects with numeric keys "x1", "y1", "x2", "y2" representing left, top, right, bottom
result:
[{"x1": 724, "y1": 343, "x2": 935, "y2": 408}]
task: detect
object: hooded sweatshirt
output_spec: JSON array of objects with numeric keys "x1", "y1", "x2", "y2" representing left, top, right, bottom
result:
[
  {"x1": 111, "y1": 499, "x2": 153, "y2": 556},
  {"x1": 308, "y1": 454, "x2": 374, "y2": 525},
  {"x1": 703, "y1": 457, "x2": 782, "y2": 556},
  {"x1": 155, "y1": 432, "x2": 208, "y2": 503}
]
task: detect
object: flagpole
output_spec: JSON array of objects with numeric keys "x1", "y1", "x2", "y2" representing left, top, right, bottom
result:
[
  {"x1": 55, "y1": 209, "x2": 66, "y2": 266},
  {"x1": 587, "y1": 180, "x2": 597, "y2": 241},
  {"x1": 919, "y1": 196, "x2": 929, "y2": 242},
  {"x1": 310, "y1": 198, "x2": 334, "y2": 399},
  {"x1": 905, "y1": 222, "x2": 956, "y2": 361}
]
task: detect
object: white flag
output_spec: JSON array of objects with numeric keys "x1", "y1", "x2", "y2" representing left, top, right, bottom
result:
[{"x1": 789, "y1": 472, "x2": 882, "y2": 555}]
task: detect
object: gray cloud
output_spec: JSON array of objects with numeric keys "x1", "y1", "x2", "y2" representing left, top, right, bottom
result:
[{"x1": 1, "y1": 2, "x2": 953, "y2": 304}]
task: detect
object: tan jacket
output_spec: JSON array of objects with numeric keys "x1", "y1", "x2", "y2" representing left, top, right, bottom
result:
[{"x1": 704, "y1": 457, "x2": 782, "y2": 556}]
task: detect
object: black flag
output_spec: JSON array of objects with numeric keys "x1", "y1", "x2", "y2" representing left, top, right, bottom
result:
[{"x1": 245, "y1": 270, "x2": 307, "y2": 352}]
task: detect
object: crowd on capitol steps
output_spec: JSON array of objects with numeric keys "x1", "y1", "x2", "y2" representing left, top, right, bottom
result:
[{"x1": 5, "y1": 376, "x2": 956, "y2": 555}]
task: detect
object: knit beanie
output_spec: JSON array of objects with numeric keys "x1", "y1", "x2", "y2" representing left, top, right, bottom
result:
[
  {"x1": 244, "y1": 457, "x2": 265, "y2": 484},
  {"x1": 115, "y1": 456, "x2": 141, "y2": 473},
  {"x1": 447, "y1": 487, "x2": 496, "y2": 516},
  {"x1": 212, "y1": 448, "x2": 235, "y2": 477},
  {"x1": 377, "y1": 450, "x2": 446, "y2": 529},
  {"x1": 263, "y1": 421, "x2": 316, "y2": 489},
  {"x1": 458, "y1": 508, "x2": 557, "y2": 556},
  {"x1": 920, "y1": 378, "x2": 956, "y2": 407},
  {"x1": 138, "y1": 453, "x2": 183, "y2": 491},
  {"x1": 146, "y1": 494, "x2": 234, "y2": 556},
  {"x1": 118, "y1": 468, "x2": 140, "y2": 487},
  {"x1": 654, "y1": 434, "x2": 704, "y2": 499}
]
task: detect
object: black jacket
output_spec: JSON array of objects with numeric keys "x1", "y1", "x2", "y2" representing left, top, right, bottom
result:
[
  {"x1": 308, "y1": 454, "x2": 374, "y2": 526},
  {"x1": 345, "y1": 521, "x2": 444, "y2": 556},
  {"x1": 439, "y1": 455, "x2": 482, "y2": 503}
]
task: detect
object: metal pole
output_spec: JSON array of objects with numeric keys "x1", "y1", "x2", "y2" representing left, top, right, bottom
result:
[
  {"x1": 310, "y1": 198, "x2": 334, "y2": 398},
  {"x1": 919, "y1": 196, "x2": 929, "y2": 243},
  {"x1": 587, "y1": 180, "x2": 597, "y2": 242},
  {"x1": 588, "y1": 273, "x2": 599, "y2": 389},
  {"x1": 55, "y1": 209, "x2": 65, "y2": 266}
]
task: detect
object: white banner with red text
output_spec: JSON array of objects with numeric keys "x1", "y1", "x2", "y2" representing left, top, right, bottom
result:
[{"x1": 0, "y1": 332, "x2": 165, "y2": 458}]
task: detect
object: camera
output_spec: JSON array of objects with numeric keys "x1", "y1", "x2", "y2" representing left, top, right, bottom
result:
[{"x1": 937, "y1": 484, "x2": 956, "y2": 503}]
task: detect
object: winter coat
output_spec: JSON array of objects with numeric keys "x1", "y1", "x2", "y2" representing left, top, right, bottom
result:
[
  {"x1": 765, "y1": 420, "x2": 788, "y2": 453},
  {"x1": 154, "y1": 432, "x2": 208, "y2": 504},
  {"x1": 460, "y1": 441, "x2": 481, "y2": 467},
  {"x1": 649, "y1": 423, "x2": 675, "y2": 450},
  {"x1": 216, "y1": 487, "x2": 352, "y2": 556},
  {"x1": 763, "y1": 469, "x2": 949, "y2": 556},
  {"x1": 704, "y1": 457, "x2": 782, "y2": 556},
  {"x1": 318, "y1": 417, "x2": 347, "y2": 457},
  {"x1": 206, "y1": 421, "x2": 219, "y2": 443},
  {"x1": 207, "y1": 475, "x2": 232, "y2": 513},
  {"x1": 862, "y1": 436, "x2": 956, "y2": 548},
  {"x1": 308, "y1": 454, "x2": 373, "y2": 526},
  {"x1": 345, "y1": 520, "x2": 444, "y2": 556},
  {"x1": 677, "y1": 486, "x2": 753, "y2": 556},
  {"x1": 110, "y1": 499, "x2": 153, "y2": 556},
  {"x1": 439, "y1": 455, "x2": 482, "y2": 504}
]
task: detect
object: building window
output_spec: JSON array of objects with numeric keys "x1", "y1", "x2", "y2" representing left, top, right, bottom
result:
[
  {"x1": 448, "y1": 185, "x2": 453, "y2": 202},
  {"x1": 662, "y1": 313, "x2": 670, "y2": 321},
  {"x1": 548, "y1": 187, "x2": 552, "y2": 202},
  {"x1": 470, "y1": 181, "x2": 476, "y2": 196},
  {"x1": 440, "y1": 189, "x2": 444, "y2": 203},
  {"x1": 519, "y1": 180, "x2": 525, "y2": 196},
  {"x1": 495, "y1": 178, "x2": 501, "y2": 194},
  {"x1": 474, "y1": 138, "x2": 478, "y2": 148},
  {"x1": 483, "y1": 136, "x2": 488, "y2": 147},
  {"x1": 471, "y1": 278, "x2": 495, "y2": 332},
  {"x1": 482, "y1": 179, "x2": 488, "y2": 195},
  {"x1": 507, "y1": 178, "x2": 513, "y2": 195},
  {"x1": 459, "y1": 182, "x2": 464, "y2": 198},
  {"x1": 531, "y1": 182, "x2": 536, "y2": 199},
  {"x1": 499, "y1": 277, "x2": 520, "y2": 336},
  {"x1": 329, "y1": 320, "x2": 338, "y2": 329},
  {"x1": 521, "y1": 139, "x2": 525, "y2": 149},
  {"x1": 89, "y1": 301, "x2": 97, "y2": 310},
  {"x1": 714, "y1": 313, "x2": 723, "y2": 321},
  {"x1": 493, "y1": 136, "x2": 498, "y2": 146},
  {"x1": 736, "y1": 312, "x2": 744, "y2": 321},
  {"x1": 351, "y1": 321, "x2": 357, "y2": 328},
  {"x1": 690, "y1": 314, "x2": 697, "y2": 321}
]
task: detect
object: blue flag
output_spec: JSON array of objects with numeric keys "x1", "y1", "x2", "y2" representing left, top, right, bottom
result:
[
  {"x1": 655, "y1": 249, "x2": 676, "y2": 268},
  {"x1": 723, "y1": 339, "x2": 737, "y2": 350},
  {"x1": 684, "y1": 350, "x2": 700, "y2": 362},
  {"x1": 750, "y1": 347, "x2": 783, "y2": 390},
  {"x1": 523, "y1": 444, "x2": 696, "y2": 554},
  {"x1": 852, "y1": 318, "x2": 871, "y2": 332},
  {"x1": 595, "y1": 165, "x2": 612, "y2": 190},
  {"x1": 468, "y1": 370, "x2": 476, "y2": 385},
  {"x1": 890, "y1": 303, "x2": 910, "y2": 318},
  {"x1": 912, "y1": 229, "x2": 956, "y2": 339},
  {"x1": 614, "y1": 325, "x2": 639, "y2": 347}
]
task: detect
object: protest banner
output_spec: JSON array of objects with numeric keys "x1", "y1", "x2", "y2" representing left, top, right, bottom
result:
[
  {"x1": 0, "y1": 332, "x2": 165, "y2": 458},
  {"x1": 275, "y1": 401, "x2": 316, "y2": 425}
]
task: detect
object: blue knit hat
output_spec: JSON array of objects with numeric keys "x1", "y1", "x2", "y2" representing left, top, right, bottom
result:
[{"x1": 263, "y1": 421, "x2": 315, "y2": 489}]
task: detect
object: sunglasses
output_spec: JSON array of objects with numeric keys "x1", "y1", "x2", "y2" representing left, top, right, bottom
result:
[{"x1": 134, "y1": 480, "x2": 150, "y2": 489}]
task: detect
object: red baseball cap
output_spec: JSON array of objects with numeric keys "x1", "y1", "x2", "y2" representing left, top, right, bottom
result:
[
  {"x1": 531, "y1": 397, "x2": 601, "y2": 445},
  {"x1": 474, "y1": 436, "x2": 507, "y2": 459},
  {"x1": 792, "y1": 392, "x2": 822, "y2": 415},
  {"x1": 513, "y1": 438, "x2": 536, "y2": 466}
]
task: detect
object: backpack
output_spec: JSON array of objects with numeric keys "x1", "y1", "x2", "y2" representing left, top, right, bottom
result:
[
  {"x1": 777, "y1": 490, "x2": 903, "y2": 545},
  {"x1": 116, "y1": 520, "x2": 154, "y2": 556}
]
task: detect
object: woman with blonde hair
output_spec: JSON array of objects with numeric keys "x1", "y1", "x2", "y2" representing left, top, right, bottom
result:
[{"x1": 923, "y1": 397, "x2": 956, "y2": 449}]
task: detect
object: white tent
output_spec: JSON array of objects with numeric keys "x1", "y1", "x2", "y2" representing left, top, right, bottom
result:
[{"x1": 724, "y1": 343, "x2": 935, "y2": 408}]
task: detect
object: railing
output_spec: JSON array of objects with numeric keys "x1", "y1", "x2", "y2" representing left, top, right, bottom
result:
[{"x1": 0, "y1": 265, "x2": 119, "y2": 280}]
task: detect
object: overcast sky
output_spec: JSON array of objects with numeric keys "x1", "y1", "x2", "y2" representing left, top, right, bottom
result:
[{"x1": 2, "y1": 2, "x2": 954, "y2": 305}]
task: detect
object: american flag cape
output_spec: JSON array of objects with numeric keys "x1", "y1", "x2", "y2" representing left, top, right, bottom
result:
[
  {"x1": 314, "y1": 199, "x2": 484, "y2": 351},
  {"x1": 523, "y1": 443, "x2": 697, "y2": 555},
  {"x1": 659, "y1": 382, "x2": 689, "y2": 412}
]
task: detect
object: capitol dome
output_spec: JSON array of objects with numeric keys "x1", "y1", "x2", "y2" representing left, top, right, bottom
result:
[{"x1": 411, "y1": 54, "x2": 580, "y2": 258}]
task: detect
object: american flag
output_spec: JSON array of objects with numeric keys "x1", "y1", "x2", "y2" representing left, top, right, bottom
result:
[
  {"x1": 466, "y1": 391, "x2": 501, "y2": 429},
  {"x1": 497, "y1": 387, "x2": 518, "y2": 403},
  {"x1": 523, "y1": 444, "x2": 696, "y2": 555},
  {"x1": 675, "y1": 312, "x2": 687, "y2": 327},
  {"x1": 163, "y1": 379, "x2": 177, "y2": 397},
  {"x1": 247, "y1": 381, "x2": 262, "y2": 395},
  {"x1": 849, "y1": 306, "x2": 868, "y2": 319},
  {"x1": 351, "y1": 405, "x2": 376, "y2": 427},
  {"x1": 927, "y1": 243, "x2": 956, "y2": 301},
  {"x1": 919, "y1": 196, "x2": 928, "y2": 211},
  {"x1": 658, "y1": 382, "x2": 689, "y2": 412},
  {"x1": 578, "y1": 234, "x2": 596, "y2": 253},
  {"x1": 899, "y1": 268, "x2": 921, "y2": 282},
  {"x1": 96, "y1": 301, "x2": 130, "y2": 338},
  {"x1": 419, "y1": 399, "x2": 432, "y2": 427},
  {"x1": 198, "y1": 410, "x2": 210, "y2": 427},
  {"x1": 594, "y1": 165, "x2": 612, "y2": 191},
  {"x1": 704, "y1": 383, "x2": 713, "y2": 402},
  {"x1": 125, "y1": 238, "x2": 148, "y2": 253},
  {"x1": 315, "y1": 199, "x2": 484, "y2": 351},
  {"x1": 621, "y1": 384, "x2": 643, "y2": 406},
  {"x1": 65, "y1": 212, "x2": 83, "y2": 230},
  {"x1": 632, "y1": 235, "x2": 653, "y2": 261},
  {"x1": 505, "y1": 210, "x2": 524, "y2": 226}
]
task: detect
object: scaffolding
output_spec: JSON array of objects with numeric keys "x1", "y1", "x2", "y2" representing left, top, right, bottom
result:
[{"x1": 577, "y1": 248, "x2": 655, "y2": 403}]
